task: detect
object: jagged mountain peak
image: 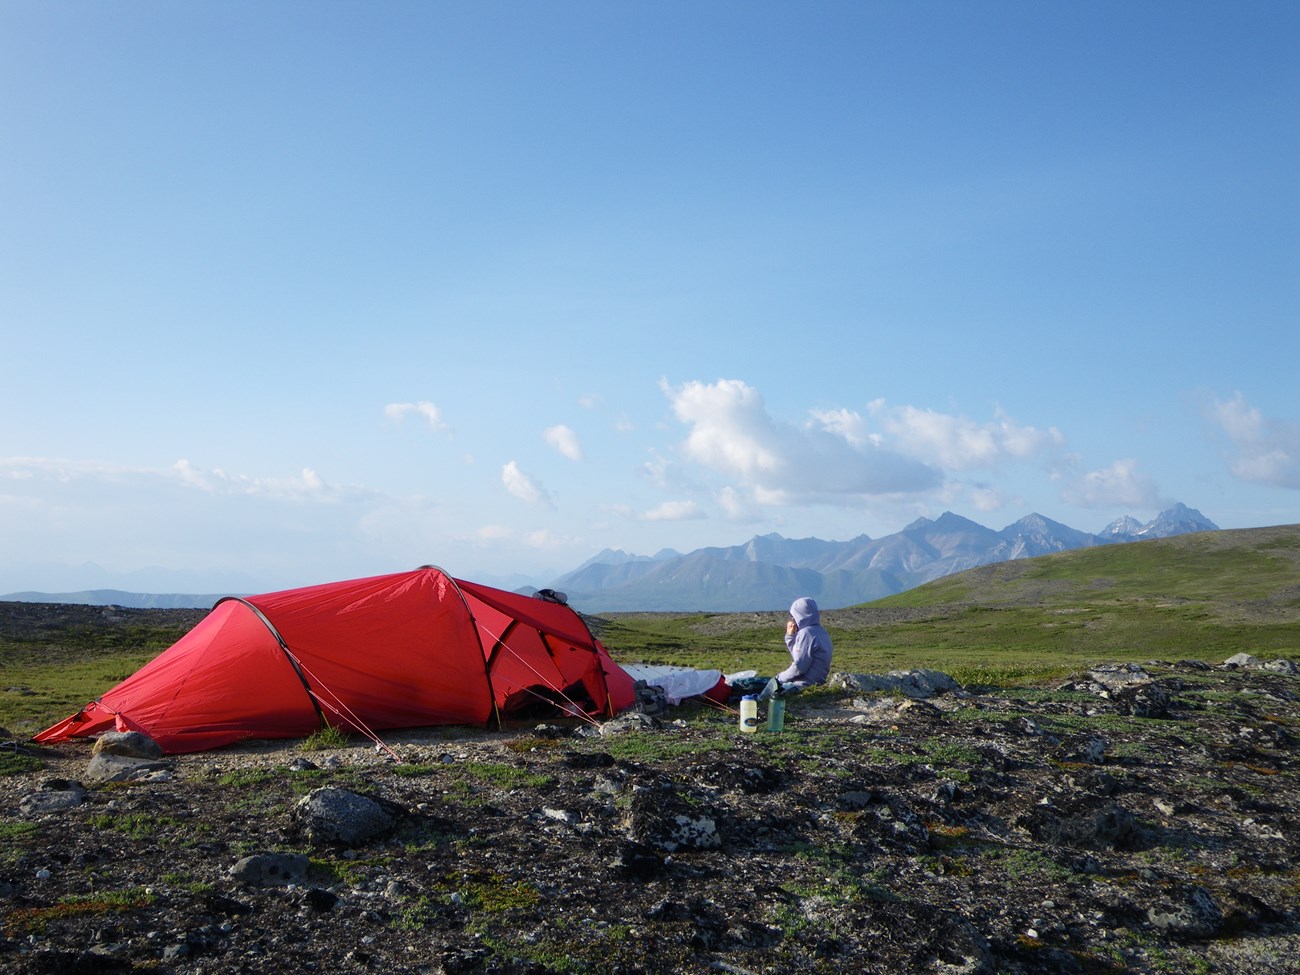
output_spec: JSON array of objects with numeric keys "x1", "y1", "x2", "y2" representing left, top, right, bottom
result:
[
  {"x1": 550, "y1": 504, "x2": 1222, "y2": 611},
  {"x1": 1144, "y1": 503, "x2": 1217, "y2": 536},
  {"x1": 1102, "y1": 503, "x2": 1219, "y2": 541},
  {"x1": 1101, "y1": 515, "x2": 1145, "y2": 538}
]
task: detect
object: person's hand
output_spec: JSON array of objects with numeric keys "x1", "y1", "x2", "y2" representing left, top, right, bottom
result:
[{"x1": 785, "y1": 619, "x2": 797, "y2": 635}]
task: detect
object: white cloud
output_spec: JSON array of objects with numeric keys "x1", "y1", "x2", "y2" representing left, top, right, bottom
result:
[
  {"x1": 522, "y1": 529, "x2": 580, "y2": 551},
  {"x1": 661, "y1": 378, "x2": 941, "y2": 504},
  {"x1": 0, "y1": 456, "x2": 146, "y2": 483},
  {"x1": 1, "y1": 456, "x2": 359, "y2": 504},
  {"x1": 1209, "y1": 393, "x2": 1300, "y2": 489},
  {"x1": 874, "y1": 403, "x2": 1064, "y2": 470},
  {"x1": 1062, "y1": 458, "x2": 1161, "y2": 508},
  {"x1": 543, "y1": 424, "x2": 583, "y2": 461},
  {"x1": 501, "y1": 461, "x2": 553, "y2": 507},
  {"x1": 717, "y1": 486, "x2": 749, "y2": 518},
  {"x1": 384, "y1": 401, "x2": 448, "y2": 430},
  {"x1": 966, "y1": 485, "x2": 1007, "y2": 512},
  {"x1": 640, "y1": 500, "x2": 704, "y2": 521},
  {"x1": 171, "y1": 460, "x2": 357, "y2": 502},
  {"x1": 809, "y1": 408, "x2": 877, "y2": 448}
]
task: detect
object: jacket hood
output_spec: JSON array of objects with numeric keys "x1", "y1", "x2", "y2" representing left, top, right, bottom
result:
[{"x1": 789, "y1": 596, "x2": 821, "y2": 627}]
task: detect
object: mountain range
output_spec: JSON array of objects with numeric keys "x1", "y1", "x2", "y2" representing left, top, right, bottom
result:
[
  {"x1": 3, "y1": 503, "x2": 1220, "y2": 614},
  {"x1": 546, "y1": 503, "x2": 1220, "y2": 612}
]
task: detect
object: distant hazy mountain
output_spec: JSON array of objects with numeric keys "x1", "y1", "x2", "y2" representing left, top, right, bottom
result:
[
  {"x1": 547, "y1": 504, "x2": 1220, "y2": 612},
  {"x1": 3, "y1": 504, "x2": 1222, "y2": 614},
  {"x1": 0, "y1": 589, "x2": 227, "y2": 609}
]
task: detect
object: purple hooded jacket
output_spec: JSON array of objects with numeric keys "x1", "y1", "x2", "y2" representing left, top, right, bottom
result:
[{"x1": 778, "y1": 596, "x2": 833, "y2": 688}]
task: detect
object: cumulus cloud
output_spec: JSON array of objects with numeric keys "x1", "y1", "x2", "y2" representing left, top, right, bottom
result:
[
  {"x1": 966, "y1": 484, "x2": 1008, "y2": 512},
  {"x1": 640, "y1": 500, "x2": 705, "y2": 521},
  {"x1": 0, "y1": 456, "x2": 364, "y2": 504},
  {"x1": 501, "y1": 461, "x2": 553, "y2": 507},
  {"x1": 544, "y1": 424, "x2": 583, "y2": 461},
  {"x1": 170, "y1": 460, "x2": 360, "y2": 502},
  {"x1": 872, "y1": 403, "x2": 1064, "y2": 470},
  {"x1": 384, "y1": 401, "x2": 447, "y2": 430},
  {"x1": 1209, "y1": 393, "x2": 1300, "y2": 489},
  {"x1": 1062, "y1": 458, "x2": 1161, "y2": 508},
  {"x1": 661, "y1": 378, "x2": 941, "y2": 504}
]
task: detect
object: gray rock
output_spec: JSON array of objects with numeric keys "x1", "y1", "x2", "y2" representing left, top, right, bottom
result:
[
  {"x1": 292, "y1": 787, "x2": 401, "y2": 847},
  {"x1": 1054, "y1": 734, "x2": 1108, "y2": 764},
  {"x1": 1087, "y1": 663, "x2": 1152, "y2": 691},
  {"x1": 230, "y1": 853, "x2": 310, "y2": 887},
  {"x1": 835, "y1": 790, "x2": 876, "y2": 811},
  {"x1": 92, "y1": 730, "x2": 163, "y2": 760},
  {"x1": 1113, "y1": 681, "x2": 1173, "y2": 718},
  {"x1": 1148, "y1": 885, "x2": 1224, "y2": 939},
  {"x1": 833, "y1": 668, "x2": 960, "y2": 699},
  {"x1": 848, "y1": 696, "x2": 942, "y2": 725},
  {"x1": 599, "y1": 712, "x2": 661, "y2": 735},
  {"x1": 623, "y1": 788, "x2": 721, "y2": 852},
  {"x1": 19, "y1": 779, "x2": 87, "y2": 815},
  {"x1": 1021, "y1": 799, "x2": 1138, "y2": 850},
  {"x1": 85, "y1": 752, "x2": 172, "y2": 784},
  {"x1": 1224, "y1": 652, "x2": 1261, "y2": 669}
]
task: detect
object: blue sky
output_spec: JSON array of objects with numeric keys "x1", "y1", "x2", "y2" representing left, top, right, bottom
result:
[{"x1": 2, "y1": 1, "x2": 1297, "y2": 595}]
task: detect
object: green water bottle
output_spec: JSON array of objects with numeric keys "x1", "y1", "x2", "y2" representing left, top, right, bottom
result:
[{"x1": 766, "y1": 696, "x2": 785, "y2": 732}]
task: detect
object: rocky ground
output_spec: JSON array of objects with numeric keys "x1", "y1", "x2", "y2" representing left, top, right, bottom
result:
[{"x1": 2, "y1": 655, "x2": 1299, "y2": 975}]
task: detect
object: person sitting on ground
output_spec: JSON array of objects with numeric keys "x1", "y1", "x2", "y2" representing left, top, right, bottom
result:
[{"x1": 759, "y1": 596, "x2": 833, "y2": 700}]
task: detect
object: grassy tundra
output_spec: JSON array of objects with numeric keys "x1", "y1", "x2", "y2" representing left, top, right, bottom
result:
[{"x1": 3, "y1": 524, "x2": 1298, "y2": 738}]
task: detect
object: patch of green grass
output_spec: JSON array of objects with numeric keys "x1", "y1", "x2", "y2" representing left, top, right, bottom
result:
[
  {"x1": 216, "y1": 767, "x2": 279, "y2": 788},
  {"x1": 4, "y1": 887, "x2": 155, "y2": 936},
  {"x1": 301, "y1": 723, "x2": 350, "y2": 751},
  {"x1": 87, "y1": 812, "x2": 182, "y2": 840},
  {"x1": 0, "y1": 655, "x2": 156, "y2": 735},
  {"x1": 0, "y1": 820, "x2": 40, "y2": 841},
  {"x1": 0, "y1": 820, "x2": 41, "y2": 864},
  {"x1": 992, "y1": 846, "x2": 1075, "y2": 884},
  {"x1": 458, "y1": 760, "x2": 554, "y2": 790},
  {"x1": 392, "y1": 762, "x2": 440, "y2": 777},
  {"x1": 0, "y1": 749, "x2": 44, "y2": 775},
  {"x1": 396, "y1": 893, "x2": 439, "y2": 931},
  {"x1": 461, "y1": 871, "x2": 543, "y2": 913},
  {"x1": 594, "y1": 733, "x2": 732, "y2": 763}
]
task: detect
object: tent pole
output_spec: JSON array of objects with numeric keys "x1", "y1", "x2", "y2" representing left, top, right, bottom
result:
[{"x1": 218, "y1": 597, "x2": 326, "y2": 731}]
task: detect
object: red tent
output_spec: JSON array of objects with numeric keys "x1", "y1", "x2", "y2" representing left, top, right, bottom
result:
[{"x1": 35, "y1": 567, "x2": 636, "y2": 754}]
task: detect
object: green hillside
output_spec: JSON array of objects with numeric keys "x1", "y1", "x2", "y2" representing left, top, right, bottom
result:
[
  {"x1": 880, "y1": 523, "x2": 1300, "y2": 609},
  {"x1": 595, "y1": 525, "x2": 1300, "y2": 683},
  {"x1": 4, "y1": 526, "x2": 1298, "y2": 735}
]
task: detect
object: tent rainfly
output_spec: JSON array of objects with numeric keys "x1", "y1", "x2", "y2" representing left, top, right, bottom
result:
[{"x1": 35, "y1": 567, "x2": 637, "y2": 755}]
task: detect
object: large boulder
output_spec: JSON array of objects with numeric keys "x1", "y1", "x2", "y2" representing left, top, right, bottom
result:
[
  {"x1": 1019, "y1": 797, "x2": 1138, "y2": 850},
  {"x1": 92, "y1": 730, "x2": 164, "y2": 760},
  {"x1": 832, "y1": 669, "x2": 960, "y2": 699},
  {"x1": 19, "y1": 779, "x2": 88, "y2": 815},
  {"x1": 230, "y1": 853, "x2": 310, "y2": 888},
  {"x1": 292, "y1": 787, "x2": 403, "y2": 847},
  {"x1": 622, "y1": 786, "x2": 722, "y2": 852}
]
